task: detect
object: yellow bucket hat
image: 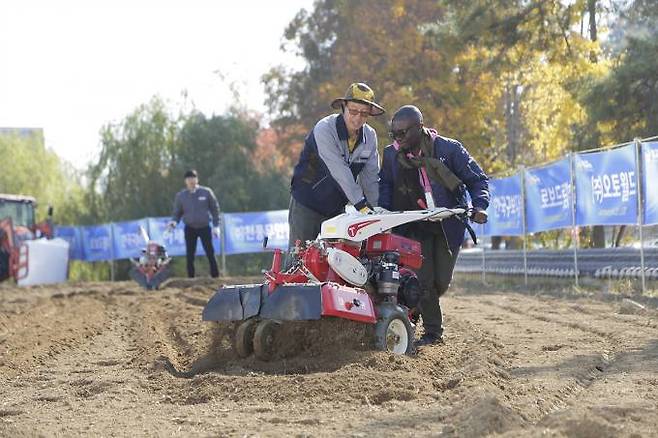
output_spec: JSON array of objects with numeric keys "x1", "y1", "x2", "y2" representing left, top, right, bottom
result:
[{"x1": 330, "y1": 82, "x2": 385, "y2": 116}]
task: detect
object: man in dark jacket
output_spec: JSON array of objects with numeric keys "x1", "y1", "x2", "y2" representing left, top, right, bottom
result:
[
  {"x1": 379, "y1": 105, "x2": 489, "y2": 347},
  {"x1": 168, "y1": 169, "x2": 221, "y2": 278},
  {"x1": 288, "y1": 83, "x2": 386, "y2": 248}
]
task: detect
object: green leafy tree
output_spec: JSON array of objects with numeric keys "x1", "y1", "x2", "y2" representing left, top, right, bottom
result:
[
  {"x1": 0, "y1": 129, "x2": 87, "y2": 224},
  {"x1": 177, "y1": 112, "x2": 289, "y2": 212},
  {"x1": 86, "y1": 97, "x2": 290, "y2": 278},
  {"x1": 264, "y1": 0, "x2": 609, "y2": 173},
  {"x1": 265, "y1": 0, "x2": 621, "y2": 250},
  {"x1": 584, "y1": 1, "x2": 658, "y2": 143},
  {"x1": 87, "y1": 97, "x2": 181, "y2": 223}
]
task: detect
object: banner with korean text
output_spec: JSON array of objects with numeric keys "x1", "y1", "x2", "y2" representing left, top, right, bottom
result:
[
  {"x1": 146, "y1": 217, "x2": 219, "y2": 257},
  {"x1": 111, "y1": 219, "x2": 150, "y2": 259},
  {"x1": 524, "y1": 158, "x2": 573, "y2": 233},
  {"x1": 54, "y1": 226, "x2": 84, "y2": 260},
  {"x1": 482, "y1": 174, "x2": 524, "y2": 236},
  {"x1": 223, "y1": 210, "x2": 289, "y2": 255},
  {"x1": 79, "y1": 224, "x2": 114, "y2": 262},
  {"x1": 574, "y1": 144, "x2": 638, "y2": 226},
  {"x1": 642, "y1": 142, "x2": 658, "y2": 225}
]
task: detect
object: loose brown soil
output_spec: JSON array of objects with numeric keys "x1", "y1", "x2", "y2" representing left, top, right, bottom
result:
[{"x1": 1, "y1": 276, "x2": 657, "y2": 437}]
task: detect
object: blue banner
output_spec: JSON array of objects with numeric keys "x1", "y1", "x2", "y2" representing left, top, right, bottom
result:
[
  {"x1": 54, "y1": 226, "x2": 84, "y2": 260},
  {"x1": 111, "y1": 219, "x2": 149, "y2": 260},
  {"x1": 574, "y1": 144, "x2": 638, "y2": 225},
  {"x1": 146, "y1": 217, "x2": 219, "y2": 257},
  {"x1": 147, "y1": 217, "x2": 187, "y2": 257},
  {"x1": 483, "y1": 174, "x2": 524, "y2": 236},
  {"x1": 80, "y1": 224, "x2": 113, "y2": 262},
  {"x1": 524, "y1": 158, "x2": 573, "y2": 233},
  {"x1": 642, "y1": 142, "x2": 658, "y2": 225},
  {"x1": 223, "y1": 210, "x2": 289, "y2": 255}
]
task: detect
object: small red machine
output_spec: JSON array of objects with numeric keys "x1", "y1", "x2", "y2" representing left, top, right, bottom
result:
[
  {"x1": 129, "y1": 226, "x2": 171, "y2": 290},
  {"x1": 202, "y1": 207, "x2": 469, "y2": 359}
]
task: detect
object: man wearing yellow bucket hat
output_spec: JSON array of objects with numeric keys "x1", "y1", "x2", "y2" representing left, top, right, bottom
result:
[{"x1": 288, "y1": 82, "x2": 386, "y2": 248}]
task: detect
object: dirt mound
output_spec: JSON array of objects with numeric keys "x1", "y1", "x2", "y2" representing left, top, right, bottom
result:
[
  {"x1": 446, "y1": 396, "x2": 525, "y2": 437},
  {"x1": 1, "y1": 279, "x2": 658, "y2": 436}
]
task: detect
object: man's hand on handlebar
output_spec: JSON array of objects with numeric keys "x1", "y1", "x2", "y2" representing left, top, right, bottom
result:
[{"x1": 471, "y1": 209, "x2": 488, "y2": 224}]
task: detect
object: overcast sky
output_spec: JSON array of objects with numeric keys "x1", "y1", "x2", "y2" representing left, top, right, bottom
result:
[{"x1": 0, "y1": 0, "x2": 313, "y2": 167}]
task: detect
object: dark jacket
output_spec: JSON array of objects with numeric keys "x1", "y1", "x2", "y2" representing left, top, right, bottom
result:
[
  {"x1": 171, "y1": 185, "x2": 220, "y2": 228},
  {"x1": 379, "y1": 130, "x2": 489, "y2": 249},
  {"x1": 291, "y1": 114, "x2": 379, "y2": 217}
]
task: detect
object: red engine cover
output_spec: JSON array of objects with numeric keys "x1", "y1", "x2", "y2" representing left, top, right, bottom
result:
[
  {"x1": 329, "y1": 240, "x2": 361, "y2": 258},
  {"x1": 302, "y1": 245, "x2": 330, "y2": 281},
  {"x1": 365, "y1": 233, "x2": 423, "y2": 270},
  {"x1": 302, "y1": 240, "x2": 362, "y2": 283}
]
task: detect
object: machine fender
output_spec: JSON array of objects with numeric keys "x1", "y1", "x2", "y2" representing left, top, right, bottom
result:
[
  {"x1": 260, "y1": 284, "x2": 323, "y2": 321},
  {"x1": 202, "y1": 284, "x2": 265, "y2": 321}
]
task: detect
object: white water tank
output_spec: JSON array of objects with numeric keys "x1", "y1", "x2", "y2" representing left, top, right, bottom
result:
[{"x1": 17, "y1": 238, "x2": 70, "y2": 286}]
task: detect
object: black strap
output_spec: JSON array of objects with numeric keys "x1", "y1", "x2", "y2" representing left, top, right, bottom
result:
[{"x1": 463, "y1": 219, "x2": 478, "y2": 245}]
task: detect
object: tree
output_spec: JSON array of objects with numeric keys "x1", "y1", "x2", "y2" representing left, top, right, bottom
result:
[
  {"x1": 578, "y1": 0, "x2": 658, "y2": 145},
  {"x1": 265, "y1": 0, "x2": 609, "y2": 173},
  {"x1": 177, "y1": 112, "x2": 289, "y2": 213},
  {"x1": 87, "y1": 97, "x2": 181, "y2": 223},
  {"x1": 85, "y1": 97, "x2": 291, "y2": 277},
  {"x1": 0, "y1": 129, "x2": 87, "y2": 224},
  {"x1": 265, "y1": 0, "x2": 620, "y2": 250}
]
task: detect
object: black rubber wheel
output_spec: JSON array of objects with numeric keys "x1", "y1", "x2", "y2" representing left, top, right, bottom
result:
[
  {"x1": 234, "y1": 319, "x2": 258, "y2": 358},
  {"x1": 374, "y1": 304, "x2": 415, "y2": 355},
  {"x1": 253, "y1": 320, "x2": 280, "y2": 361}
]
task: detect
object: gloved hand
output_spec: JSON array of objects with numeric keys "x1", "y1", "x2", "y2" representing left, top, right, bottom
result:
[
  {"x1": 471, "y1": 209, "x2": 488, "y2": 224},
  {"x1": 354, "y1": 198, "x2": 374, "y2": 214},
  {"x1": 212, "y1": 226, "x2": 221, "y2": 238}
]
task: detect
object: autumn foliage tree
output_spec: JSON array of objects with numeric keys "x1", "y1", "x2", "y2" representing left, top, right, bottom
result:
[
  {"x1": 265, "y1": 0, "x2": 658, "y2": 249},
  {"x1": 264, "y1": 0, "x2": 614, "y2": 176}
]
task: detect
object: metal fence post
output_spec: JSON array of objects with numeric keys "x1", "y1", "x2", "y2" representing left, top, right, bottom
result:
[
  {"x1": 220, "y1": 213, "x2": 227, "y2": 277},
  {"x1": 109, "y1": 225, "x2": 115, "y2": 282},
  {"x1": 634, "y1": 138, "x2": 646, "y2": 294},
  {"x1": 520, "y1": 166, "x2": 528, "y2": 286},
  {"x1": 569, "y1": 153, "x2": 579, "y2": 288}
]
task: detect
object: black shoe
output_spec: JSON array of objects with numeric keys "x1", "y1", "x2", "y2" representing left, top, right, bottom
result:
[{"x1": 414, "y1": 333, "x2": 444, "y2": 348}]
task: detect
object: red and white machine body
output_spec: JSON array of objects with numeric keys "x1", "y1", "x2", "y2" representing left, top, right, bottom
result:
[
  {"x1": 202, "y1": 207, "x2": 466, "y2": 325},
  {"x1": 129, "y1": 226, "x2": 172, "y2": 290}
]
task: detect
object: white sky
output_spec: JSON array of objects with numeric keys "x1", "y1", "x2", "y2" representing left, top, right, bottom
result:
[{"x1": 0, "y1": 0, "x2": 313, "y2": 167}]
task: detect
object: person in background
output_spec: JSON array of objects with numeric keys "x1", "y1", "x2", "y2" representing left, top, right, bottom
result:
[
  {"x1": 288, "y1": 82, "x2": 386, "y2": 249},
  {"x1": 168, "y1": 169, "x2": 221, "y2": 278},
  {"x1": 379, "y1": 105, "x2": 489, "y2": 348}
]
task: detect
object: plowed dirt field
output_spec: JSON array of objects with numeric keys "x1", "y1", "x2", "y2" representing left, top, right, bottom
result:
[{"x1": 1, "y1": 277, "x2": 657, "y2": 437}]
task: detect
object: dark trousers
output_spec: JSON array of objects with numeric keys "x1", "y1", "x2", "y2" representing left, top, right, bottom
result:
[
  {"x1": 286, "y1": 197, "x2": 332, "y2": 268},
  {"x1": 287, "y1": 196, "x2": 330, "y2": 249},
  {"x1": 184, "y1": 225, "x2": 219, "y2": 278},
  {"x1": 405, "y1": 226, "x2": 460, "y2": 337}
]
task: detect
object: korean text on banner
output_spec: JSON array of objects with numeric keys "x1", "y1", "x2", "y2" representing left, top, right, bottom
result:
[
  {"x1": 111, "y1": 219, "x2": 150, "y2": 260},
  {"x1": 54, "y1": 226, "x2": 84, "y2": 260},
  {"x1": 146, "y1": 217, "x2": 220, "y2": 257},
  {"x1": 574, "y1": 144, "x2": 638, "y2": 226},
  {"x1": 642, "y1": 142, "x2": 658, "y2": 225},
  {"x1": 524, "y1": 158, "x2": 573, "y2": 233},
  {"x1": 483, "y1": 174, "x2": 524, "y2": 236},
  {"x1": 223, "y1": 210, "x2": 289, "y2": 255},
  {"x1": 80, "y1": 224, "x2": 113, "y2": 261}
]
